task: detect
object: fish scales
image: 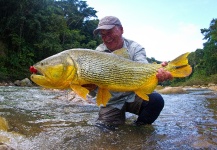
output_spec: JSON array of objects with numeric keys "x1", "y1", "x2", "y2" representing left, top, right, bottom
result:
[{"x1": 70, "y1": 50, "x2": 159, "y2": 87}]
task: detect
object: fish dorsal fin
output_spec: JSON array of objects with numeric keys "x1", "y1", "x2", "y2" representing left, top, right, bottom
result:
[
  {"x1": 96, "y1": 88, "x2": 111, "y2": 106},
  {"x1": 112, "y1": 48, "x2": 130, "y2": 59},
  {"x1": 70, "y1": 84, "x2": 89, "y2": 100}
]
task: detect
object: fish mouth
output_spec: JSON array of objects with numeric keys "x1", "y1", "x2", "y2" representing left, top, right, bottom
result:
[
  {"x1": 30, "y1": 66, "x2": 54, "y2": 89},
  {"x1": 32, "y1": 71, "x2": 44, "y2": 78},
  {"x1": 30, "y1": 66, "x2": 44, "y2": 76},
  {"x1": 30, "y1": 66, "x2": 48, "y2": 82}
]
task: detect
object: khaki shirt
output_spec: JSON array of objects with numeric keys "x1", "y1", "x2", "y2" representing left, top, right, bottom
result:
[{"x1": 95, "y1": 38, "x2": 148, "y2": 109}]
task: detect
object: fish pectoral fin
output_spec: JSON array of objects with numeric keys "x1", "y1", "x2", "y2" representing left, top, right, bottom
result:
[
  {"x1": 96, "y1": 88, "x2": 111, "y2": 106},
  {"x1": 70, "y1": 84, "x2": 89, "y2": 100}
]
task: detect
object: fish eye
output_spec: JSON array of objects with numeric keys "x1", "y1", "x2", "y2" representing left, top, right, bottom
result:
[{"x1": 40, "y1": 62, "x2": 44, "y2": 66}]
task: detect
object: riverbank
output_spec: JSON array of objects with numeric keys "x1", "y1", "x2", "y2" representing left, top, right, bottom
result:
[
  {"x1": 155, "y1": 84, "x2": 217, "y2": 94},
  {"x1": 0, "y1": 78, "x2": 33, "y2": 87}
]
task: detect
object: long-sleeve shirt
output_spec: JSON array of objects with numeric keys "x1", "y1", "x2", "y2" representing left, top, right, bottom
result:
[{"x1": 95, "y1": 37, "x2": 148, "y2": 109}]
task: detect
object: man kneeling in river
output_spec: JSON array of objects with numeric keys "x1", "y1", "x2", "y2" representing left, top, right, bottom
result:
[{"x1": 89, "y1": 16, "x2": 172, "y2": 131}]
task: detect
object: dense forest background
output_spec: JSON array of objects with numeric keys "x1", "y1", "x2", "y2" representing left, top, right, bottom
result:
[{"x1": 0, "y1": 0, "x2": 217, "y2": 86}]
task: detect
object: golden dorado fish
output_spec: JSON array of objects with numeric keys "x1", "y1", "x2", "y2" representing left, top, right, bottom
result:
[{"x1": 30, "y1": 48, "x2": 192, "y2": 106}]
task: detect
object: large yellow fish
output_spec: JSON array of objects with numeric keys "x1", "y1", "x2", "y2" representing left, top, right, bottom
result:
[{"x1": 30, "y1": 48, "x2": 192, "y2": 106}]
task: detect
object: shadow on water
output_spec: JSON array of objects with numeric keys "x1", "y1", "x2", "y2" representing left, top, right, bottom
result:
[{"x1": 0, "y1": 86, "x2": 217, "y2": 150}]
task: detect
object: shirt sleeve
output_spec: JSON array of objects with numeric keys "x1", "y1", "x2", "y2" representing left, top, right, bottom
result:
[{"x1": 127, "y1": 40, "x2": 149, "y2": 64}]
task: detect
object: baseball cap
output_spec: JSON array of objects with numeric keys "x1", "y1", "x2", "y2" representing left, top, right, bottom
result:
[{"x1": 93, "y1": 16, "x2": 122, "y2": 35}]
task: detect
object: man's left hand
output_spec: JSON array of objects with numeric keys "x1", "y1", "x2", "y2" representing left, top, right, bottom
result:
[{"x1": 156, "y1": 62, "x2": 173, "y2": 82}]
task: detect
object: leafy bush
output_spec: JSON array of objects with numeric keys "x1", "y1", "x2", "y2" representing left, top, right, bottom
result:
[
  {"x1": 207, "y1": 74, "x2": 217, "y2": 84},
  {"x1": 0, "y1": 67, "x2": 9, "y2": 81}
]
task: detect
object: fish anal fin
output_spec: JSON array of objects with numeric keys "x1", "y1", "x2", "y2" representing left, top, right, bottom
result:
[
  {"x1": 70, "y1": 84, "x2": 89, "y2": 100},
  {"x1": 135, "y1": 75, "x2": 158, "y2": 101},
  {"x1": 97, "y1": 88, "x2": 111, "y2": 106},
  {"x1": 135, "y1": 90, "x2": 149, "y2": 101}
]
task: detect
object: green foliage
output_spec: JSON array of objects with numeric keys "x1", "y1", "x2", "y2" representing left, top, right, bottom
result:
[
  {"x1": 208, "y1": 74, "x2": 217, "y2": 84},
  {"x1": 201, "y1": 19, "x2": 217, "y2": 75},
  {"x1": 176, "y1": 73, "x2": 217, "y2": 86},
  {"x1": 147, "y1": 57, "x2": 162, "y2": 64},
  {"x1": 203, "y1": 42, "x2": 217, "y2": 75},
  {"x1": 0, "y1": 0, "x2": 101, "y2": 80},
  {"x1": 0, "y1": 0, "x2": 216, "y2": 86},
  {"x1": 0, "y1": 56, "x2": 8, "y2": 81},
  {"x1": 181, "y1": 78, "x2": 207, "y2": 86}
]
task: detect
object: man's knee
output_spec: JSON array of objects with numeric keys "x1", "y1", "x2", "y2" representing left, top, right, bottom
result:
[
  {"x1": 148, "y1": 92, "x2": 164, "y2": 110},
  {"x1": 137, "y1": 92, "x2": 164, "y2": 124}
]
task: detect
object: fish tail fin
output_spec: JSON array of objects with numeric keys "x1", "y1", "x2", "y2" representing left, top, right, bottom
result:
[{"x1": 166, "y1": 52, "x2": 192, "y2": 77}]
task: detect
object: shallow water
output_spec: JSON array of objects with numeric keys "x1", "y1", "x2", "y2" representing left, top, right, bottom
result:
[{"x1": 0, "y1": 86, "x2": 217, "y2": 150}]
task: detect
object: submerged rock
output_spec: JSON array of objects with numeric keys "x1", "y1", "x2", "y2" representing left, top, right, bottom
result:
[
  {"x1": 14, "y1": 78, "x2": 33, "y2": 87},
  {"x1": 208, "y1": 85, "x2": 217, "y2": 91},
  {"x1": 0, "y1": 143, "x2": 15, "y2": 150}
]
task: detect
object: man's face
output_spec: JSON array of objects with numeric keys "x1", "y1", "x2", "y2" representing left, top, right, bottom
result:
[{"x1": 100, "y1": 26, "x2": 123, "y2": 51}]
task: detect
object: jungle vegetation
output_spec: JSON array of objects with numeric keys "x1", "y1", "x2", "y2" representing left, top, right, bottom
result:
[{"x1": 0, "y1": 0, "x2": 217, "y2": 86}]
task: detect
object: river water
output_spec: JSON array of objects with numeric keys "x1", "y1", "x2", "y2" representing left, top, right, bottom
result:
[{"x1": 0, "y1": 86, "x2": 217, "y2": 150}]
